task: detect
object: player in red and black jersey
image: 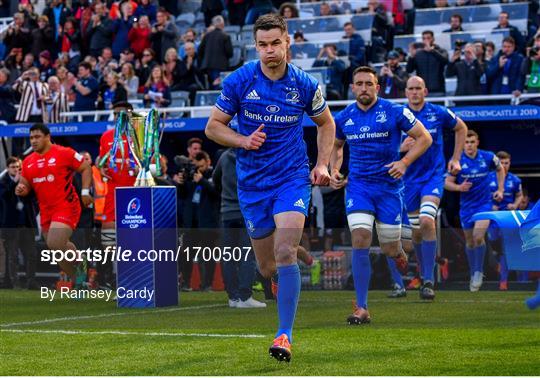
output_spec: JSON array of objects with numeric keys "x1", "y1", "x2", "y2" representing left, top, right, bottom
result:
[{"x1": 16, "y1": 123, "x2": 93, "y2": 282}]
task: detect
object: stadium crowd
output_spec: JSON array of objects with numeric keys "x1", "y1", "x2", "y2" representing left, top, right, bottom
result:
[{"x1": 0, "y1": 1, "x2": 538, "y2": 302}]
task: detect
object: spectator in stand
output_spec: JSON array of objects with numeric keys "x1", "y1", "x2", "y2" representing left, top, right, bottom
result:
[
  {"x1": 279, "y1": 3, "x2": 299, "y2": 19},
  {"x1": 485, "y1": 41, "x2": 496, "y2": 63},
  {"x1": 136, "y1": 47, "x2": 158, "y2": 91},
  {"x1": 4, "y1": 13, "x2": 31, "y2": 55},
  {"x1": 77, "y1": 0, "x2": 95, "y2": 57},
  {"x1": 96, "y1": 47, "x2": 115, "y2": 78},
  {"x1": 522, "y1": 46, "x2": 540, "y2": 93},
  {"x1": 119, "y1": 62, "x2": 139, "y2": 100},
  {"x1": 98, "y1": 71, "x2": 127, "y2": 111},
  {"x1": 112, "y1": 1, "x2": 135, "y2": 59},
  {"x1": 109, "y1": 0, "x2": 138, "y2": 20},
  {"x1": 45, "y1": 76, "x2": 69, "y2": 123},
  {"x1": 5, "y1": 49, "x2": 24, "y2": 84},
  {"x1": 12, "y1": 67, "x2": 49, "y2": 123},
  {"x1": 313, "y1": 43, "x2": 346, "y2": 100},
  {"x1": 361, "y1": 0, "x2": 392, "y2": 63},
  {"x1": 319, "y1": 2, "x2": 335, "y2": 16},
  {"x1": 43, "y1": 0, "x2": 72, "y2": 44},
  {"x1": 88, "y1": 2, "x2": 113, "y2": 57},
  {"x1": 226, "y1": 0, "x2": 248, "y2": 26},
  {"x1": 244, "y1": 0, "x2": 275, "y2": 25},
  {"x1": 494, "y1": 11, "x2": 526, "y2": 53},
  {"x1": 128, "y1": 15, "x2": 152, "y2": 59},
  {"x1": 406, "y1": 30, "x2": 449, "y2": 96},
  {"x1": 22, "y1": 53, "x2": 35, "y2": 72},
  {"x1": 151, "y1": 8, "x2": 180, "y2": 63},
  {"x1": 198, "y1": 15, "x2": 233, "y2": 89},
  {"x1": 378, "y1": 50, "x2": 409, "y2": 98},
  {"x1": 446, "y1": 43, "x2": 484, "y2": 96},
  {"x1": 73, "y1": 62, "x2": 99, "y2": 113},
  {"x1": 118, "y1": 49, "x2": 136, "y2": 66},
  {"x1": 443, "y1": 14, "x2": 464, "y2": 33},
  {"x1": 343, "y1": 22, "x2": 366, "y2": 68},
  {"x1": 178, "y1": 29, "x2": 199, "y2": 59},
  {"x1": 474, "y1": 41, "x2": 490, "y2": 94},
  {"x1": 134, "y1": 0, "x2": 157, "y2": 24},
  {"x1": 163, "y1": 48, "x2": 184, "y2": 89},
  {"x1": 293, "y1": 30, "x2": 307, "y2": 43},
  {"x1": 58, "y1": 17, "x2": 82, "y2": 72},
  {"x1": 0, "y1": 157, "x2": 38, "y2": 290},
  {"x1": 486, "y1": 36, "x2": 525, "y2": 97},
  {"x1": 143, "y1": 65, "x2": 171, "y2": 107},
  {"x1": 176, "y1": 42, "x2": 203, "y2": 105},
  {"x1": 56, "y1": 66, "x2": 75, "y2": 102},
  {"x1": 30, "y1": 15, "x2": 55, "y2": 59},
  {"x1": 202, "y1": 0, "x2": 225, "y2": 27},
  {"x1": 37, "y1": 51, "x2": 56, "y2": 83},
  {"x1": 0, "y1": 68, "x2": 17, "y2": 123}
]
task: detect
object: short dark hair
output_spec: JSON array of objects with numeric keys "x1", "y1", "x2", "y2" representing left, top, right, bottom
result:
[
  {"x1": 352, "y1": 66, "x2": 378, "y2": 81},
  {"x1": 188, "y1": 137, "x2": 203, "y2": 148},
  {"x1": 467, "y1": 130, "x2": 479, "y2": 139},
  {"x1": 194, "y1": 151, "x2": 210, "y2": 161},
  {"x1": 6, "y1": 156, "x2": 19, "y2": 166},
  {"x1": 450, "y1": 14, "x2": 462, "y2": 23},
  {"x1": 503, "y1": 36, "x2": 515, "y2": 45},
  {"x1": 500, "y1": 11, "x2": 509, "y2": 18},
  {"x1": 30, "y1": 123, "x2": 50, "y2": 136},
  {"x1": 496, "y1": 151, "x2": 511, "y2": 160},
  {"x1": 344, "y1": 22, "x2": 353, "y2": 28},
  {"x1": 253, "y1": 14, "x2": 288, "y2": 38},
  {"x1": 422, "y1": 30, "x2": 434, "y2": 38},
  {"x1": 78, "y1": 62, "x2": 92, "y2": 71}
]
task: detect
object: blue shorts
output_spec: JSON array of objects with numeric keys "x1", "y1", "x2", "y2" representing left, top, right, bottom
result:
[
  {"x1": 238, "y1": 179, "x2": 311, "y2": 239},
  {"x1": 345, "y1": 180, "x2": 404, "y2": 225},
  {"x1": 404, "y1": 175, "x2": 445, "y2": 213},
  {"x1": 460, "y1": 202, "x2": 493, "y2": 230}
]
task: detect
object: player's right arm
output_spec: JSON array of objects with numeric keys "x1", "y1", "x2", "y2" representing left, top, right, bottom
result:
[
  {"x1": 15, "y1": 175, "x2": 32, "y2": 197},
  {"x1": 205, "y1": 107, "x2": 266, "y2": 150},
  {"x1": 444, "y1": 174, "x2": 472, "y2": 192},
  {"x1": 329, "y1": 138, "x2": 346, "y2": 189}
]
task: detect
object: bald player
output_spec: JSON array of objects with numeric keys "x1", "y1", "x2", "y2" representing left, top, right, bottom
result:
[{"x1": 402, "y1": 76, "x2": 467, "y2": 300}]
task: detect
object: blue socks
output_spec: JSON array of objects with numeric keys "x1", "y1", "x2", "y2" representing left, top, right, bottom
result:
[
  {"x1": 352, "y1": 248, "x2": 371, "y2": 309},
  {"x1": 474, "y1": 244, "x2": 486, "y2": 274},
  {"x1": 275, "y1": 264, "x2": 300, "y2": 343},
  {"x1": 499, "y1": 254, "x2": 509, "y2": 282},
  {"x1": 465, "y1": 247, "x2": 475, "y2": 277},
  {"x1": 421, "y1": 240, "x2": 437, "y2": 283},
  {"x1": 386, "y1": 255, "x2": 404, "y2": 289},
  {"x1": 414, "y1": 242, "x2": 423, "y2": 279}
]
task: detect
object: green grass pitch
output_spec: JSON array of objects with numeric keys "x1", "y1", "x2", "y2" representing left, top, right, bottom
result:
[{"x1": 1, "y1": 289, "x2": 539, "y2": 375}]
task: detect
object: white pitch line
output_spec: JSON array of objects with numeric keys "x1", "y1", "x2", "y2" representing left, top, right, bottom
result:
[
  {"x1": 0, "y1": 328, "x2": 265, "y2": 338},
  {"x1": 0, "y1": 303, "x2": 226, "y2": 328}
]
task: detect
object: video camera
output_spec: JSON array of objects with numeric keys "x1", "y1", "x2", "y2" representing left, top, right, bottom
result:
[{"x1": 173, "y1": 155, "x2": 197, "y2": 180}]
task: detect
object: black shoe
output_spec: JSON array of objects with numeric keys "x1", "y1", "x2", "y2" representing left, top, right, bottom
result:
[
  {"x1": 387, "y1": 285, "x2": 407, "y2": 298},
  {"x1": 419, "y1": 282, "x2": 435, "y2": 300}
]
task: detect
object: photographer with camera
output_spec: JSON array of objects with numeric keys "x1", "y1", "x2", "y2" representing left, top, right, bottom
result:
[
  {"x1": 406, "y1": 30, "x2": 449, "y2": 96},
  {"x1": 174, "y1": 150, "x2": 220, "y2": 292},
  {"x1": 486, "y1": 36, "x2": 524, "y2": 97},
  {"x1": 378, "y1": 50, "x2": 409, "y2": 98},
  {"x1": 313, "y1": 43, "x2": 346, "y2": 100},
  {"x1": 446, "y1": 42, "x2": 484, "y2": 98}
]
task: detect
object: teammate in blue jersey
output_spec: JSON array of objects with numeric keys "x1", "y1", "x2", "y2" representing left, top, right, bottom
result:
[
  {"x1": 488, "y1": 151, "x2": 524, "y2": 290},
  {"x1": 330, "y1": 66, "x2": 432, "y2": 324},
  {"x1": 205, "y1": 14, "x2": 335, "y2": 362},
  {"x1": 401, "y1": 76, "x2": 467, "y2": 300},
  {"x1": 445, "y1": 130, "x2": 505, "y2": 291}
]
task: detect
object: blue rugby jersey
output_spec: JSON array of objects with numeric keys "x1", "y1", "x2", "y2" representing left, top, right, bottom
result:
[
  {"x1": 334, "y1": 97, "x2": 417, "y2": 188},
  {"x1": 214, "y1": 61, "x2": 327, "y2": 191},
  {"x1": 455, "y1": 149, "x2": 500, "y2": 213},
  {"x1": 488, "y1": 171, "x2": 522, "y2": 210},
  {"x1": 404, "y1": 102, "x2": 457, "y2": 184}
]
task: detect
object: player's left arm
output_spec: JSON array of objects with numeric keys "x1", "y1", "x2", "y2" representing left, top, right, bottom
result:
[
  {"x1": 310, "y1": 106, "x2": 335, "y2": 186},
  {"x1": 75, "y1": 161, "x2": 94, "y2": 208},
  {"x1": 448, "y1": 117, "x2": 467, "y2": 175},
  {"x1": 493, "y1": 155, "x2": 505, "y2": 202},
  {"x1": 387, "y1": 121, "x2": 432, "y2": 179}
]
